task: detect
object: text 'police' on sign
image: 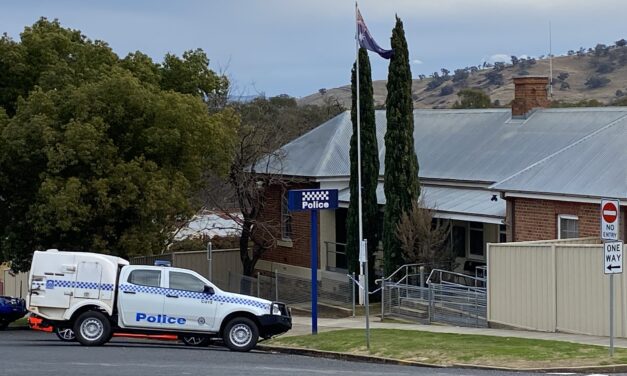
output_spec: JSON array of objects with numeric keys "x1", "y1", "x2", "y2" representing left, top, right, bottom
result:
[{"x1": 288, "y1": 189, "x2": 339, "y2": 212}]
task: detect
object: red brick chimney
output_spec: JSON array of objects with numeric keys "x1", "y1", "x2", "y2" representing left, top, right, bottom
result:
[{"x1": 511, "y1": 76, "x2": 550, "y2": 117}]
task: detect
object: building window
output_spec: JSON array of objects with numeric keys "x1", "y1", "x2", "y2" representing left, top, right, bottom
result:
[
  {"x1": 469, "y1": 222, "x2": 484, "y2": 257},
  {"x1": 452, "y1": 225, "x2": 466, "y2": 257},
  {"x1": 499, "y1": 224, "x2": 507, "y2": 243},
  {"x1": 281, "y1": 190, "x2": 293, "y2": 240},
  {"x1": 558, "y1": 215, "x2": 579, "y2": 239}
]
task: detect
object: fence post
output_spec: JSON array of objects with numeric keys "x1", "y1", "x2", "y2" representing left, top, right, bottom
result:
[
  {"x1": 275, "y1": 270, "x2": 279, "y2": 302},
  {"x1": 405, "y1": 265, "x2": 409, "y2": 298},
  {"x1": 351, "y1": 272, "x2": 355, "y2": 318},
  {"x1": 257, "y1": 272, "x2": 261, "y2": 298},
  {"x1": 428, "y1": 283, "x2": 433, "y2": 323},
  {"x1": 420, "y1": 266, "x2": 425, "y2": 300},
  {"x1": 381, "y1": 279, "x2": 385, "y2": 321}
]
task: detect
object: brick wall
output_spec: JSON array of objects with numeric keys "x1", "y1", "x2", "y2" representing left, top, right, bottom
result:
[
  {"x1": 258, "y1": 181, "x2": 319, "y2": 268},
  {"x1": 511, "y1": 197, "x2": 626, "y2": 241},
  {"x1": 511, "y1": 76, "x2": 550, "y2": 117}
]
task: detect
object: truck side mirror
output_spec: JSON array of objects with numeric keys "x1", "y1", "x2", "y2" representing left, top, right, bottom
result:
[{"x1": 203, "y1": 285, "x2": 215, "y2": 295}]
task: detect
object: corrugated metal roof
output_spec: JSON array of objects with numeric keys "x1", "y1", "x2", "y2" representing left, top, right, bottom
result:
[
  {"x1": 491, "y1": 114, "x2": 627, "y2": 199},
  {"x1": 274, "y1": 107, "x2": 627, "y2": 198},
  {"x1": 339, "y1": 184, "x2": 505, "y2": 221}
]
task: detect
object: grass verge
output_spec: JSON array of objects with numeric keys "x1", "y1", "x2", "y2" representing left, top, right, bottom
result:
[
  {"x1": 8, "y1": 317, "x2": 28, "y2": 328},
  {"x1": 267, "y1": 329, "x2": 627, "y2": 368}
]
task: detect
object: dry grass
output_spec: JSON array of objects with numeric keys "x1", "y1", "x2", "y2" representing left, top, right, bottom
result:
[{"x1": 268, "y1": 328, "x2": 627, "y2": 368}]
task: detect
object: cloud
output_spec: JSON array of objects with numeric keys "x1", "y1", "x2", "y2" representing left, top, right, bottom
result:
[
  {"x1": 484, "y1": 54, "x2": 510, "y2": 64},
  {"x1": 412, "y1": 59, "x2": 423, "y2": 64}
]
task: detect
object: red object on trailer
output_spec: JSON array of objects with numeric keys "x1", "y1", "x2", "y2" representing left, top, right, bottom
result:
[{"x1": 28, "y1": 315, "x2": 177, "y2": 340}]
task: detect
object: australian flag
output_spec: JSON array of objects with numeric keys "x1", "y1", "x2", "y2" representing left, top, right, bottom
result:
[{"x1": 356, "y1": 8, "x2": 393, "y2": 59}]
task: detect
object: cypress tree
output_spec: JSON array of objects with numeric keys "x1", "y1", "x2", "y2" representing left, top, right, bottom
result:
[
  {"x1": 383, "y1": 16, "x2": 420, "y2": 276},
  {"x1": 346, "y1": 48, "x2": 380, "y2": 285}
]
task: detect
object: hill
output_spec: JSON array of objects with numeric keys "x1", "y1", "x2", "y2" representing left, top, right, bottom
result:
[{"x1": 299, "y1": 43, "x2": 627, "y2": 109}]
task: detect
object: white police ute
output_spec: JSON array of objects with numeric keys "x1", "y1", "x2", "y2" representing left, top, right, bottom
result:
[{"x1": 27, "y1": 250, "x2": 291, "y2": 351}]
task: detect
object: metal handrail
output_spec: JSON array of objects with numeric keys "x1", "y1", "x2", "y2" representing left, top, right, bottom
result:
[
  {"x1": 426, "y1": 268, "x2": 483, "y2": 285},
  {"x1": 375, "y1": 263, "x2": 424, "y2": 285}
]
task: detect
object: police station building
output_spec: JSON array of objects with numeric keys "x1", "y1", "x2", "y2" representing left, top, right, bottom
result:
[{"x1": 254, "y1": 77, "x2": 627, "y2": 280}]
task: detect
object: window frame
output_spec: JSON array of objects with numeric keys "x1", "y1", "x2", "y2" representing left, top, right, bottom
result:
[
  {"x1": 168, "y1": 271, "x2": 206, "y2": 293},
  {"x1": 127, "y1": 269, "x2": 161, "y2": 288},
  {"x1": 558, "y1": 214, "x2": 579, "y2": 239},
  {"x1": 468, "y1": 221, "x2": 485, "y2": 258},
  {"x1": 281, "y1": 189, "x2": 293, "y2": 240}
]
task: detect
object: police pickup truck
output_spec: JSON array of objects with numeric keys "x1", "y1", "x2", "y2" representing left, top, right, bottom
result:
[{"x1": 27, "y1": 250, "x2": 291, "y2": 351}]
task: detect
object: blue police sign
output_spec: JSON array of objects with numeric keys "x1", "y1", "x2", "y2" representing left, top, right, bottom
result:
[
  {"x1": 287, "y1": 188, "x2": 338, "y2": 335},
  {"x1": 288, "y1": 189, "x2": 339, "y2": 211}
]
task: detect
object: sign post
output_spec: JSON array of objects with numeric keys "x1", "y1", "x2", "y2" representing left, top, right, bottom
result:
[
  {"x1": 288, "y1": 189, "x2": 338, "y2": 335},
  {"x1": 601, "y1": 198, "x2": 622, "y2": 357}
]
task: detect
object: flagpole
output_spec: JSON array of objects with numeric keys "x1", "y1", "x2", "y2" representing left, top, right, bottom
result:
[{"x1": 355, "y1": 1, "x2": 365, "y2": 306}]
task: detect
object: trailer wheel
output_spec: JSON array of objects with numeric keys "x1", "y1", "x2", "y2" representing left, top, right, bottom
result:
[
  {"x1": 181, "y1": 335, "x2": 211, "y2": 347},
  {"x1": 223, "y1": 317, "x2": 258, "y2": 352},
  {"x1": 73, "y1": 311, "x2": 111, "y2": 346},
  {"x1": 55, "y1": 327, "x2": 76, "y2": 342}
]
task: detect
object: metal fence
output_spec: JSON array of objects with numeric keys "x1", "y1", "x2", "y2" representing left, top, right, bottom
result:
[
  {"x1": 224, "y1": 270, "x2": 353, "y2": 313},
  {"x1": 380, "y1": 266, "x2": 487, "y2": 327}
]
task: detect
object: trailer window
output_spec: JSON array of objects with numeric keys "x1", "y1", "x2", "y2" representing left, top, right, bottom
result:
[{"x1": 128, "y1": 270, "x2": 161, "y2": 288}]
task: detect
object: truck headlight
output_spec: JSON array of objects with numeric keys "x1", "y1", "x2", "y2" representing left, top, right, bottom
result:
[{"x1": 271, "y1": 303, "x2": 282, "y2": 315}]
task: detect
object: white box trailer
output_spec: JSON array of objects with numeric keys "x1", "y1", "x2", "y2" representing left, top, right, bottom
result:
[{"x1": 27, "y1": 250, "x2": 291, "y2": 351}]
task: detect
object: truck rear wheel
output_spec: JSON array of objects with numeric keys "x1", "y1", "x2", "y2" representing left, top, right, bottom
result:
[
  {"x1": 181, "y1": 335, "x2": 211, "y2": 347},
  {"x1": 55, "y1": 327, "x2": 76, "y2": 342},
  {"x1": 223, "y1": 317, "x2": 258, "y2": 352},
  {"x1": 73, "y1": 311, "x2": 111, "y2": 346}
]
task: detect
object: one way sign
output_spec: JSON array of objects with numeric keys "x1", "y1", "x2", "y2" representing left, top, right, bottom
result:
[{"x1": 604, "y1": 241, "x2": 624, "y2": 275}]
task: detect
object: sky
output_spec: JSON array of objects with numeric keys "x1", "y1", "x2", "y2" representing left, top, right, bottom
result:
[{"x1": 1, "y1": 1, "x2": 625, "y2": 98}]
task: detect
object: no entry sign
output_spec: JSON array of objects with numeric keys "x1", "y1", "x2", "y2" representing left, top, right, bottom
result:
[{"x1": 601, "y1": 199, "x2": 620, "y2": 241}]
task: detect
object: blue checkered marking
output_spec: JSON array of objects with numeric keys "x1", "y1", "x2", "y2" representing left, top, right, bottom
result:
[
  {"x1": 119, "y1": 283, "x2": 270, "y2": 310},
  {"x1": 46, "y1": 280, "x2": 114, "y2": 291}
]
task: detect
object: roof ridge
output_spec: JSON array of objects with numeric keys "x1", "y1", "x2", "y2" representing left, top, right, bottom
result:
[{"x1": 492, "y1": 113, "x2": 627, "y2": 189}]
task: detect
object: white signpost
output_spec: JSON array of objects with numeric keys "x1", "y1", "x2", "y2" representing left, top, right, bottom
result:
[{"x1": 601, "y1": 198, "x2": 623, "y2": 357}]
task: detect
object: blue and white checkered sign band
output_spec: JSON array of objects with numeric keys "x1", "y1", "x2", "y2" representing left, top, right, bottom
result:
[
  {"x1": 119, "y1": 284, "x2": 270, "y2": 310},
  {"x1": 46, "y1": 280, "x2": 114, "y2": 291},
  {"x1": 288, "y1": 189, "x2": 338, "y2": 211},
  {"x1": 302, "y1": 191, "x2": 330, "y2": 201}
]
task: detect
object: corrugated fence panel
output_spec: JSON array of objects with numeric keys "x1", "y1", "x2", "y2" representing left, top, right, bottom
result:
[
  {"x1": 556, "y1": 245, "x2": 623, "y2": 336},
  {"x1": 173, "y1": 251, "x2": 209, "y2": 278},
  {"x1": 208, "y1": 249, "x2": 242, "y2": 289},
  {"x1": 130, "y1": 249, "x2": 242, "y2": 290},
  {"x1": 488, "y1": 244, "x2": 555, "y2": 331},
  {"x1": 1, "y1": 270, "x2": 29, "y2": 299}
]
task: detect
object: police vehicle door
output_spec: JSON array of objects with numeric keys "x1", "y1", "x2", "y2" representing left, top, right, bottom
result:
[
  {"x1": 118, "y1": 268, "x2": 165, "y2": 329},
  {"x1": 163, "y1": 270, "x2": 218, "y2": 332}
]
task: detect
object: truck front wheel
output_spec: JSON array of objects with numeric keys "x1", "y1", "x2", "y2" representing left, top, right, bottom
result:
[
  {"x1": 73, "y1": 311, "x2": 111, "y2": 346},
  {"x1": 223, "y1": 317, "x2": 259, "y2": 352}
]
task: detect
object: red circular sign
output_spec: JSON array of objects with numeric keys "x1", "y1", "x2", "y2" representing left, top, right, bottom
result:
[{"x1": 603, "y1": 202, "x2": 618, "y2": 223}]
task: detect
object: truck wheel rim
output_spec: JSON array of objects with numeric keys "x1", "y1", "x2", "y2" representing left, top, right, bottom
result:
[
  {"x1": 230, "y1": 324, "x2": 252, "y2": 347},
  {"x1": 80, "y1": 318, "x2": 103, "y2": 341},
  {"x1": 184, "y1": 336, "x2": 204, "y2": 345},
  {"x1": 58, "y1": 328, "x2": 75, "y2": 340}
]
